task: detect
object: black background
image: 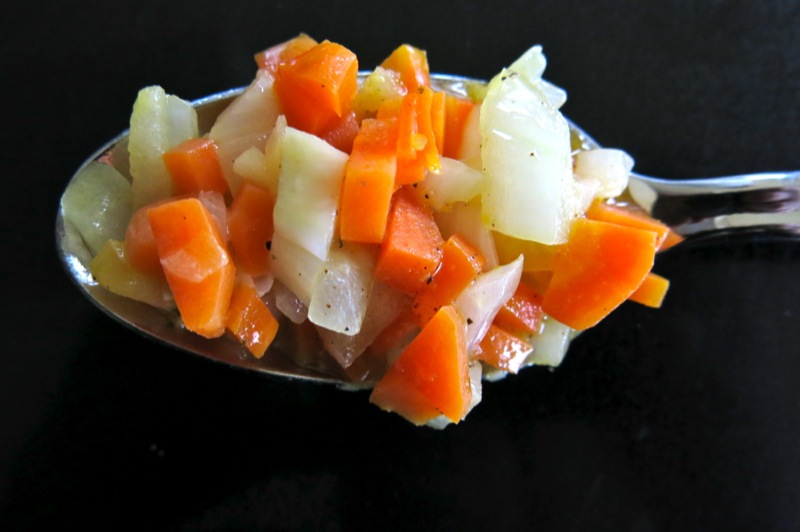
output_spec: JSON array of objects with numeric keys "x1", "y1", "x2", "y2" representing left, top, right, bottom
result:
[{"x1": 2, "y1": 1, "x2": 800, "y2": 530}]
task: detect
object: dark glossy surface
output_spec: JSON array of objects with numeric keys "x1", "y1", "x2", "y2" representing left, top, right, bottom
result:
[{"x1": 2, "y1": 1, "x2": 800, "y2": 530}]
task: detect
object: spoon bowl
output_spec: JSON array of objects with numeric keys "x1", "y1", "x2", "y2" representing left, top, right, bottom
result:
[{"x1": 57, "y1": 74, "x2": 800, "y2": 387}]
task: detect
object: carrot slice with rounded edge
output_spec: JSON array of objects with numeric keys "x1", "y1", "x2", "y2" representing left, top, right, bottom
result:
[
  {"x1": 586, "y1": 199, "x2": 683, "y2": 251},
  {"x1": 477, "y1": 324, "x2": 532, "y2": 374},
  {"x1": 339, "y1": 118, "x2": 398, "y2": 243},
  {"x1": 228, "y1": 181, "x2": 274, "y2": 277},
  {"x1": 493, "y1": 282, "x2": 545, "y2": 337},
  {"x1": 629, "y1": 272, "x2": 670, "y2": 308},
  {"x1": 162, "y1": 138, "x2": 228, "y2": 196},
  {"x1": 254, "y1": 33, "x2": 318, "y2": 73},
  {"x1": 124, "y1": 205, "x2": 164, "y2": 278},
  {"x1": 225, "y1": 279, "x2": 279, "y2": 358},
  {"x1": 369, "y1": 305, "x2": 471, "y2": 425},
  {"x1": 411, "y1": 234, "x2": 485, "y2": 326},
  {"x1": 374, "y1": 187, "x2": 444, "y2": 295},
  {"x1": 274, "y1": 40, "x2": 358, "y2": 136},
  {"x1": 542, "y1": 218, "x2": 657, "y2": 330},
  {"x1": 380, "y1": 44, "x2": 430, "y2": 91},
  {"x1": 148, "y1": 197, "x2": 236, "y2": 338}
]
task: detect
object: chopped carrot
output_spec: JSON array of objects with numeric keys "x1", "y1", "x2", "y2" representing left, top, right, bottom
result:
[
  {"x1": 274, "y1": 40, "x2": 359, "y2": 137},
  {"x1": 493, "y1": 282, "x2": 545, "y2": 337},
  {"x1": 380, "y1": 44, "x2": 430, "y2": 91},
  {"x1": 228, "y1": 181, "x2": 275, "y2": 277},
  {"x1": 378, "y1": 87, "x2": 441, "y2": 186},
  {"x1": 430, "y1": 91, "x2": 446, "y2": 154},
  {"x1": 162, "y1": 137, "x2": 228, "y2": 196},
  {"x1": 339, "y1": 118, "x2": 398, "y2": 243},
  {"x1": 586, "y1": 199, "x2": 682, "y2": 251},
  {"x1": 225, "y1": 278, "x2": 279, "y2": 358},
  {"x1": 542, "y1": 218, "x2": 657, "y2": 330},
  {"x1": 443, "y1": 94, "x2": 476, "y2": 159},
  {"x1": 254, "y1": 33, "x2": 318, "y2": 74},
  {"x1": 412, "y1": 234, "x2": 485, "y2": 326},
  {"x1": 658, "y1": 228, "x2": 685, "y2": 252},
  {"x1": 477, "y1": 324, "x2": 532, "y2": 374},
  {"x1": 369, "y1": 305, "x2": 471, "y2": 425},
  {"x1": 320, "y1": 110, "x2": 360, "y2": 153},
  {"x1": 374, "y1": 187, "x2": 445, "y2": 295},
  {"x1": 629, "y1": 272, "x2": 670, "y2": 308},
  {"x1": 124, "y1": 205, "x2": 164, "y2": 278},
  {"x1": 148, "y1": 197, "x2": 236, "y2": 338}
]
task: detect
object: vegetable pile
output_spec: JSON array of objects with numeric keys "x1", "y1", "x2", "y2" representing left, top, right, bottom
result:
[{"x1": 61, "y1": 35, "x2": 681, "y2": 427}]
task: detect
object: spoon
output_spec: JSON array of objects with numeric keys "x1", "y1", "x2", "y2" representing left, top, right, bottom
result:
[{"x1": 56, "y1": 74, "x2": 800, "y2": 387}]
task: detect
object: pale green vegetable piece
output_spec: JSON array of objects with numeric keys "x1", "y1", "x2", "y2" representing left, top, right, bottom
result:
[
  {"x1": 89, "y1": 239, "x2": 174, "y2": 309},
  {"x1": 61, "y1": 161, "x2": 132, "y2": 256},
  {"x1": 128, "y1": 86, "x2": 198, "y2": 209}
]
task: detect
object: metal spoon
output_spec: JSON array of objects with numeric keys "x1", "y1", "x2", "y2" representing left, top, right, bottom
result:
[{"x1": 56, "y1": 74, "x2": 800, "y2": 387}]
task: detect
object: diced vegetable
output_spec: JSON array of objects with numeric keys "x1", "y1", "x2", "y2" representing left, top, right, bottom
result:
[
  {"x1": 254, "y1": 34, "x2": 318, "y2": 74},
  {"x1": 226, "y1": 278, "x2": 279, "y2": 358},
  {"x1": 209, "y1": 70, "x2": 281, "y2": 196},
  {"x1": 542, "y1": 218, "x2": 657, "y2": 330},
  {"x1": 374, "y1": 187, "x2": 445, "y2": 295},
  {"x1": 147, "y1": 197, "x2": 236, "y2": 338},
  {"x1": 629, "y1": 272, "x2": 670, "y2": 308},
  {"x1": 162, "y1": 137, "x2": 228, "y2": 195},
  {"x1": 480, "y1": 46, "x2": 582, "y2": 245},
  {"x1": 308, "y1": 242, "x2": 377, "y2": 337},
  {"x1": 129, "y1": 86, "x2": 198, "y2": 209},
  {"x1": 228, "y1": 181, "x2": 275, "y2": 277},
  {"x1": 454, "y1": 255, "x2": 523, "y2": 354},
  {"x1": 380, "y1": 44, "x2": 430, "y2": 91},
  {"x1": 272, "y1": 126, "x2": 348, "y2": 261},
  {"x1": 477, "y1": 324, "x2": 532, "y2": 374},
  {"x1": 412, "y1": 234, "x2": 485, "y2": 326},
  {"x1": 61, "y1": 161, "x2": 131, "y2": 256},
  {"x1": 89, "y1": 239, "x2": 173, "y2": 309},
  {"x1": 274, "y1": 40, "x2": 359, "y2": 137},
  {"x1": 124, "y1": 205, "x2": 163, "y2": 278},
  {"x1": 369, "y1": 305, "x2": 471, "y2": 425},
  {"x1": 339, "y1": 118, "x2": 398, "y2": 243}
]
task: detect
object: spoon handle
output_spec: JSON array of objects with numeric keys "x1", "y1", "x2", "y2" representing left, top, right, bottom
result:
[{"x1": 626, "y1": 171, "x2": 800, "y2": 238}]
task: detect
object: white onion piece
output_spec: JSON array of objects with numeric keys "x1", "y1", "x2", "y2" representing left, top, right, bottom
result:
[
  {"x1": 251, "y1": 273, "x2": 274, "y2": 297},
  {"x1": 435, "y1": 201, "x2": 499, "y2": 270},
  {"x1": 524, "y1": 315, "x2": 575, "y2": 367},
  {"x1": 419, "y1": 157, "x2": 484, "y2": 211},
  {"x1": 480, "y1": 45, "x2": 581, "y2": 245},
  {"x1": 308, "y1": 242, "x2": 377, "y2": 336},
  {"x1": 272, "y1": 280, "x2": 309, "y2": 324},
  {"x1": 454, "y1": 255, "x2": 523, "y2": 355},
  {"x1": 209, "y1": 69, "x2": 281, "y2": 195},
  {"x1": 316, "y1": 281, "x2": 411, "y2": 368},
  {"x1": 269, "y1": 233, "x2": 324, "y2": 307},
  {"x1": 573, "y1": 148, "x2": 634, "y2": 200}
]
